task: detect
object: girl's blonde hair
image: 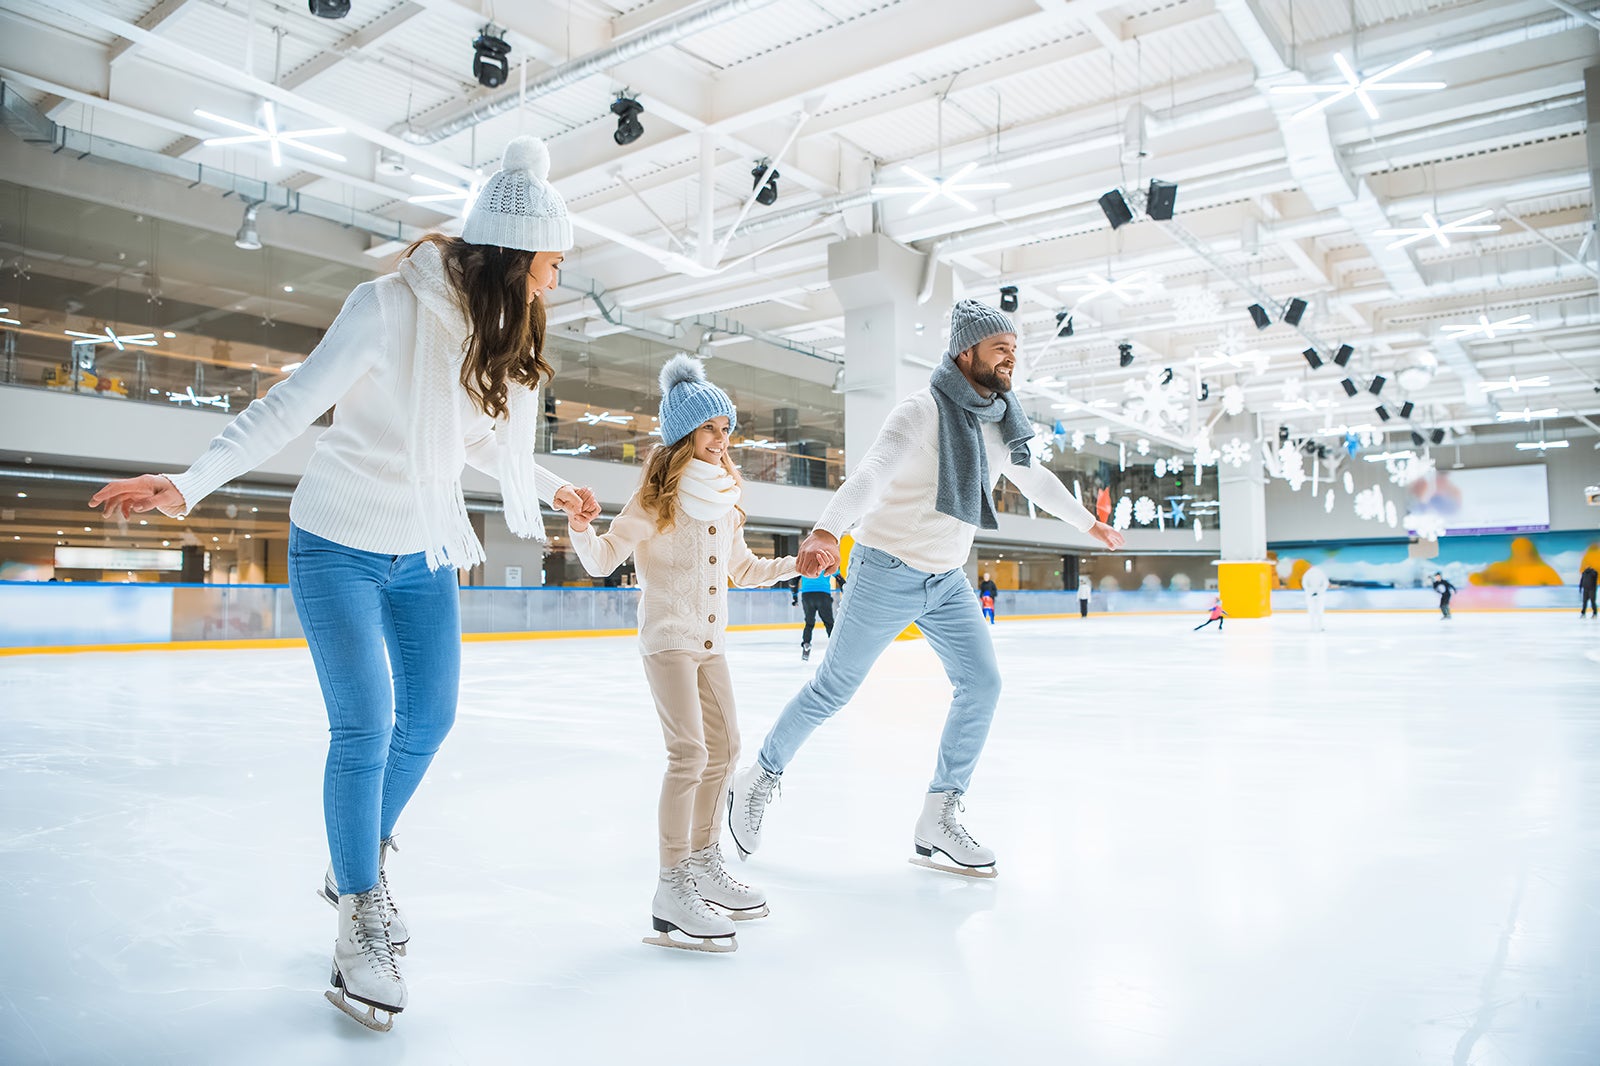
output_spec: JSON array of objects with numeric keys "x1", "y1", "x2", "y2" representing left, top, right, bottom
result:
[{"x1": 638, "y1": 431, "x2": 746, "y2": 533}]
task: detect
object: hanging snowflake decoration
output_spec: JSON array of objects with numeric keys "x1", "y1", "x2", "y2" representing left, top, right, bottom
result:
[
  {"x1": 1122, "y1": 369, "x2": 1189, "y2": 430},
  {"x1": 1408, "y1": 511, "x2": 1447, "y2": 540},
  {"x1": 1278, "y1": 443, "x2": 1305, "y2": 483},
  {"x1": 1172, "y1": 287, "x2": 1224, "y2": 324},
  {"x1": 1112, "y1": 495, "x2": 1133, "y2": 531},
  {"x1": 1193, "y1": 518, "x2": 1204, "y2": 543},
  {"x1": 1342, "y1": 471, "x2": 1355, "y2": 494},
  {"x1": 1386, "y1": 453, "x2": 1435, "y2": 487},
  {"x1": 1070, "y1": 429, "x2": 1086, "y2": 451},
  {"x1": 1094, "y1": 426, "x2": 1111, "y2": 445},
  {"x1": 1221, "y1": 437, "x2": 1252, "y2": 468},
  {"x1": 1354, "y1": 485, "x2": 1385, "y2": 522},
  {"x1": 1133, "y1": 496, "x2": 1158, "y2": 526},
  {"x1": 1154, "y1": 458, "x2": 1168, "y2": 478},
  {"x1": 1324, "y1": 489, "x2": 1335, "y2": 513},
  {"x1": 1221, "y1": 384, "x2": 1246, "y2": 417},
  {"x1": 1027, "y1": 423, "x2": 1054, "y2": 464},
  {"x1": 1385, "y1": 500, "x2": 1399, "y2": 528},
  {"x1": 1280, "y1": 377, "x2": 1304, "y2": 403},
  {"x1": 1136, "y1": 438, "x2": 1151, "y2": 456},
  {"x1": 1193, "y1": 442, "x2": 1218, "y2": 468},
  {"x1": 1168, "y1": 456, "x2": 1185, "y2": 475}
]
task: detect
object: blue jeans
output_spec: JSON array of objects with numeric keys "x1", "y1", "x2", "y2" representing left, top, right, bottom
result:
[
  {"x1": 288, "y1": 525, "x2": 461, "y2": 896},
  {"x1": 758, "y1": 543, "x2": 1001, "y2": 794}
]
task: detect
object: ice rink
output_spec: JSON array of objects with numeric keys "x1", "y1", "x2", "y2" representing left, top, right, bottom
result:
[{"x1": 3, "y1": 611, "x2": 1598, "y2": 1066}]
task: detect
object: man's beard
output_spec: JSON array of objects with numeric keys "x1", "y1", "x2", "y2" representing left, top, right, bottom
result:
[{"x1": 971, "y1": 363, "x2": 1011, "y2": 393}]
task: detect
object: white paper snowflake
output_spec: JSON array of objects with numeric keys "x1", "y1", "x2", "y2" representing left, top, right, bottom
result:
[
  {"x1": 1112, "y1": 495, "x2": 1133, "y2": 531},
  {"x1": 1385, "y1": 500, "x2": 1399, "y2": 528},
  {"x1": 1354, "y1": 485, "x2": 1385, "y2": 521},
  {"x1": 1222, "y1": 384, "x2": 1246, "y2": 416},
  {"x1": 1280, "y1": 377, "x2": 1304, "y2": 403},
  {"x1": 1193, "y1": 518, "x2": 1204, "y2": 542},
  {"x1": 1386, "y1": 453, "x2": 1436, "y2": 487},
  {"x1": 1136, "y1": 437, "x2": 1151, "y2": 456},
  {"x1": 1154, "y1": 458, "x2": 1168, "y2": 478},
  {"x1": 1324, "y1": 489, "x2": 1335, "y2": 513},
  {"x1": 1278, "y1": 444, "x2": 1305, "y2": 484},
  {"x1": 1122, "y1": 370, "x2": 1189, "y2": 430},
  {"x1": 1134, "y1": 496, "x2": 1158, "y2": 525},
  {"x1": 1221, "y1": 437, "x2": 1252, "y2": 468},
  {"x1": 1342, "y1": 471, "x2": 1355, "y2": 494},
  {"x1": 1173, "y1": 287, "x2": 1224, "y2": 324},
  {"x1": 1168, "y1": 456, "x2": 1185, "y2": 475},
  {"x1": 1094, "y1": 425, "x2": 1111, "y2": 445},
  {"x1": 1408, "y1": 512, "x2": 1447, "y2": 540},
  {"x1": 1071, "y1": 429, "x2": 1086, "y2": 451}
]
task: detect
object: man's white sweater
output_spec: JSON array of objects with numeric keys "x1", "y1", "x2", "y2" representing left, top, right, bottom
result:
[{"x1": 815, "y1": 388, "x2": 1097, "y2": 573}]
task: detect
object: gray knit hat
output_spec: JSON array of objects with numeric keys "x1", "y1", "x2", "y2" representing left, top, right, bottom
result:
[
  {"x1": 658, "y1": 354, "x2": 738, "y2": 446},
  {"x1": 461, "y1": 136, "x2": 573, "y2": 252},
  {"x1": 947, "y1": 298, "x2": 1017, "y2": 358}
]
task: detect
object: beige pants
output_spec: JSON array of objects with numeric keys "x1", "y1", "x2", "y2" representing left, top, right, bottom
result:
[{"x1": 640, "y1": 650, "x2": 741, "y2": 867}]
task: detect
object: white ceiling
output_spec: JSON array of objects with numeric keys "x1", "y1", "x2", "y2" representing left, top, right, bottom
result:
[{"x1": 2, "y1": 0, "x2": 1597, "y2": 448}]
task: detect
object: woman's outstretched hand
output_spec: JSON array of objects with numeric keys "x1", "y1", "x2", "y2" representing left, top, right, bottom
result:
[
  {"x1": 1089, "y1": 521, "x2": 1124, "y2": 551},
  {"x1": 554, "y1": 485, "x2": 600, "y2": 533},
  {"x1": 88, "y1": 475, "x2": 187, "y2": 520}
]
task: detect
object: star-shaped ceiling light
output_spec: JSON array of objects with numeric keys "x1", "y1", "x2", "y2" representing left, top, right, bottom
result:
[
  {"x1": 1495, "y1": 406, "x2": 1559, "y2": 423},
  {"x1": 65, "y1": 326, "x2": 158, "y2": 350},
  {"x1": 408, "y1": 173, "x2": 486, "y2": 210},
  {"x1": 195, "y1": 102, "x2": 346, "y2": 165},
  {"x1": 1439, "y1": 314, "x2": 1534, "y2": 341},
  {"x1": 577, "y1": 411, "x2": 634, "y2": 426},
  {"x1": 1058, "y1": 271, "x2": 1158, "y2": 306},
  {"x1": 1479, "y1": 374, "x2": 1549, "y2": 394},
  {"x1": 872, "y1": 162, "x2": 1010, "y2": 215},
  {"x1": 1270, "y1": 50, "x2": 1445, "y2": 122},
  {"x1": 1375, "y1": 209, "x2": 1499, "y2": 250}
]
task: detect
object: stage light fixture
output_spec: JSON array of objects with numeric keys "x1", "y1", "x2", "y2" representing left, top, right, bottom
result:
[
  {"x1": 1430, "y1": 428, "x2": 1445, "y2": 445},
  {"x1": 1340, "y1": 378, "x2": 1358, "y2": 396},
  {"x1": 472, "y1": 26, "x2": 511, "y2": 89},
  {"x1": 1368, "y1": 375, "x2": 1386, "y2": 396},
  {"x1": 1282, "y1": 297, "x2": 1307, "y2": 326},
  {"x1": 234, "y1": 202, "x2": 262, "y2": 251},
  {"x1": 751, "y1": 162, "x2": 779, "y2": 206},
  {"x1": 1118, "y1": 341, "x2": 1134, "y2": 368},
  {"x1": 1375, "y1": 405, "x2": 1391, "y2": 421},
  {"x1": 1248, "y1": 303, "x2": 1271, "y2": 330},
  {"x1": 1333, "y1": 343, "x2": 1353, "y2": 367},
  {"x1": 1399, "y1": 401, "x2": 1415, "y2": 419},
  {"x1": 1302, "y1": 347, "x2": 1323, "y2": 369},
  {"x1": 999, "y1": 286, "x2": 1019, "y2": 313},
  {"x1": 1054, "y1": 310, "x2": 1073, "y2": 338},
  {"x1": 611, "y1": 95, "x2": 645, "y2": 146},
  {"x1": 1411, "y1": 431, "x2": 1425, "y2": 446},
  {"x1": 1146, "y1": 179, "x2": 1177, "y2": 220},
  {"x1": 308, "y1": 0, "x2": 350, "y2": 17},
  {"x1": 1099, "y1": 189, "x2": 1134, "y2": 229}
]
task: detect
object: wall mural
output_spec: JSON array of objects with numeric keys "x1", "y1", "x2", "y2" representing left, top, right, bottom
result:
[{"x1": 1273, "y1": 530, "x2": 1600, "y2": 590}]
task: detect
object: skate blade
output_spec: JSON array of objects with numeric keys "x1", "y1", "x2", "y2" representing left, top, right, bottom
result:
[
  {"x1": 908, "y1": 855, "x2": 998, "y2": 880},
  {"x1": 642, "y1": 929, "x2": 737, "y2": 953},
  {"x1": 712, "y1": 902, "x2": 770, "y2": 921},
  {"x1": 324, "y1": 988, "x2": 398, "y2": 1032}
]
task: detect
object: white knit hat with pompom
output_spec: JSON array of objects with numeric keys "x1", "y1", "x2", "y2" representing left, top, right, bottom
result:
[{"x1": 461, "y1": 136, "x2": 573, "y2": 252}]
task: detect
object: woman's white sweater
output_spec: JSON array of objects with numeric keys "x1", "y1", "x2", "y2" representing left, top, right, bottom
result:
[
  {"x1": 165, "y1": 280, "x2": 571, "y2": 554},
  {"x1": 569, "y1": 493, "x2": 798, "y2": 655}
]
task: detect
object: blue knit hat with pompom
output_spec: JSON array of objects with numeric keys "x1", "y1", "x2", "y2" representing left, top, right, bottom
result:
[{"x1": 658, "y1": 354, "x2": 737, "y2": 446}]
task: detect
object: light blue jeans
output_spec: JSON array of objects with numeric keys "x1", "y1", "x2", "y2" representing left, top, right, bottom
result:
[
  {"x1": 288, "y1": 524, "x2": 461, "y2": 896},
  {"x1": 758, "y1": 543, "x2": 1001, "y2": 794}
]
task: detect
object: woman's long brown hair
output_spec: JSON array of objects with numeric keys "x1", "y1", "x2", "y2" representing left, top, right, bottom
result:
[
  {"x1": 638, "y1": 433, "x2": 745, "y2": 534},
  {"x1": 403, "y1": 234, "x2": 553, "y2": 420}
]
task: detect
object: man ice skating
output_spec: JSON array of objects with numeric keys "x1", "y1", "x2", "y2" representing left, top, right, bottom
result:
[
  {"x1": 979, "y1": 573, "x2": 999, "y2": 625},
  {"x1": 1580, "y1": 566, "x2": 1597, "y2": 618},
  {"x1": 727, "y1": 299, "x2": 1124, "y2": 879},
  {"x1": 1431, "y1": 572, "x2": 1456, "y2": 620},
  {"x1": 798, "y1": 571, "x2": 838, "y2": 661}
]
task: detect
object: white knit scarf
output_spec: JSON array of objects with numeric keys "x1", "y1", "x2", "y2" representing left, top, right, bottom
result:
[
  {"x1": 396, "y1": 242, "x2": 544, "y2": 571},
  {"x1": 677, "y1": 458, "x2": 742, "y2": 522}
]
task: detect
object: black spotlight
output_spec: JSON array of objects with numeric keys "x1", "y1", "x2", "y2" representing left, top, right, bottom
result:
[
  {"x1": 1333, "y1": 343, "x2": 1353, "y2": 367},
  {"x1": 1054, "y1": 310, "x2": 1073, "y2": 338},
  {"x1": 1340, "y1": 377, "x2": 1358, "y2": 397},
  {"x1": 308, "y1": 0, "x2": 350, "y2": 17},
  {"x1": 1248, "y1": 303, "x2": 1271, "y2": 330},
  {"x1": 1146, "y1": 179, "x2": 1178, "y2": 220},
  {"x1": 751, "y1": 163, "x2": 779, "y2": 206},
  {"x1": 1302, "y1": 347, "x2": 1323, "y2": 369},
  {"x1": 1400, "y1": 401, "x2": 1415, "y2": 419},
  {"x1": 1099, "y1": 189, "x2": 1134, "y2": 230},
  {"x1": 1278, "y1": 425, "x2": 1290, "y2": 444},
  {"x1": 472, "y1": 26, "x2": 511, "y2": 88},
  {"x1": 611, "y1": 95, "x2": 645, "y2": 146},
  {"x1": 1282, "y1": 297, "x2": 1307, "y2": 326},
  {"x1": 1118, "y1": 342, "x2": 1134, "y2": 368},
  {"x1": 1197, "y1": 382, "x2": 1210, "y2": 401},
  {"x1": 1160, "y1": 367, "x2": 1174, "y2": 385},
  {"x1": 1368, "y1": 375, "x2": 1386, "y2": 396},
  {"x1": 1375, "y1": 405, "x2": 1391, "y2": 421},
  {"x1": 999, "y1": 286, "x2": 1019, "y2": 313},
  {"x1": 1411, "y1": 431, "x2": 1426, "y2": 446},
  {"x1": 1430, "y1": 428, "x2": 1446, "y2": 445}
]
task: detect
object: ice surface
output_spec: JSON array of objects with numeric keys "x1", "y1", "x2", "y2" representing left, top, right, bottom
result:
[{"x1": 2, "y1": 613, "x2": 1598, "y2": 1065}]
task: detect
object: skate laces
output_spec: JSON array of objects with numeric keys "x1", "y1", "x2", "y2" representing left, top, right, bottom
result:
[
  {"x1": 694, "y1": 845, "x2": 750, "y2": 892},
  {"x1": 378, "y1": 838, "x2": 400, "y2": 924},
  {"x1": 668, "y1": 863, "x2": 720, "y2": 920},
  {"x1": 349, "y1": 889, "x2": 400, "y2": 980},
  {"x1": 745, "y1": 770, "x2": 781, "y2": 829},
  {"x1": 939, "y1": 794, "x2": 980, "y2": 850}
]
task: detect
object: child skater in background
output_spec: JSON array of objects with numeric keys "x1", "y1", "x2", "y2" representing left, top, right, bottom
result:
[
  {"x1": 568, "y1": 355, "x2": 797, "y2": 953},
  {"x1": 980, "y1": 590, "x2": 997, "y2": 625},
  {"x1": 1194, "y1": 599, "x2": 1227, "y2": 632}
]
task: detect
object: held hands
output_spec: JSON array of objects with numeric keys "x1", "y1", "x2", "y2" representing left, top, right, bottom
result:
[
  {"x1": 554, "y1": 485, "x2": 601, "y2": 533},
  {"x1": 88, "y1": 474, "x2": 187, "y2": 520},
  {"x1": 797, "y1": 529, "x2": 841, "y2": 579},
  {"x1": 1088, "y1": 520, "x2": 1125, "y2": 552}
]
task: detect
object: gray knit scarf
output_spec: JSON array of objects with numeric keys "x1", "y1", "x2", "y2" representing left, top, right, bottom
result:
[{"x1": 929, "y1": 356, "x2": 1035, "y2": 530}]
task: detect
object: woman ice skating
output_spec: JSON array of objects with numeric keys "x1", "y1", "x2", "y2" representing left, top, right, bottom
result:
[
  {"x1": 1431, "y1": 572, "x2": 1457, "y2": 620},
  {"x1": 799, "y1": 570, "x2": 838, "y2": 661},
  {"x1": 1077, "y1": 574, "x2": 1092, "y2": 618},
  {"x1": 567, "y1": 355, "x2": 797, "y2": 953},
  {"x1": 727, "y1": 299, "x2": 1124, "y2": 880},
  {"x1": 89, "y1": 136, "x2": 595, "y2": 1032},
  {"x1": 1302, "y1": 564, "x2": 1329, "y2": 632},
  {"x1": 1194, "y1": 600, "x2": 1227, "y2": 632}
]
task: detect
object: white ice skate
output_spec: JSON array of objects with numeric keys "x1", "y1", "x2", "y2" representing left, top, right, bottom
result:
[
  {"x1": 688, "y1": 843, "x2": 769, "y2": 920},
  {"x1": 910, "y1": 791, "x2": 997, "y2": 879},
  {"x1": 726, "y1": 763, "x2": 781, "y2": 859},
  {"x1": 643, "y1": 861, "x2": 737, "y2": 953},
  {"x1": 321, "y1": 836, "x2": 409, "y2": 955},
  {"x1": 326, "y1": 888, "x2": 406, "y2": 1031}
]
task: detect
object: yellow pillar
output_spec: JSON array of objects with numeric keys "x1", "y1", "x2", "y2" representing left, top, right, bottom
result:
[{"x1": 1217, "y1": 561, "x2": 1273, "y2": 618}]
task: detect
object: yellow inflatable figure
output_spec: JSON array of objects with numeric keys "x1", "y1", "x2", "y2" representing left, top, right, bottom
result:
[
  {"x1": 1281, "y1": 557, "x2": 1311, "y2": 591},
  {"x1": 1581, "y1": 543, "x2": 1600, "y2": 579},
  {"x1": 1469, "y1": 536, "x2": 1564, "y2": 586}
]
